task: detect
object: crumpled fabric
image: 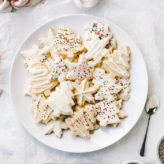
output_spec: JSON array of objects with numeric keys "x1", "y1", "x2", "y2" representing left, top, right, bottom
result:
[
  {"x1": 0, "y1": 0, "x2": 100, "y2": 12},
  {"x1": 0, "y1": 0, "x2": 42, "y2": 12},
  {"x1": 0, "y1": 0, "x2": 164, "y2": 163},
  {"x1": 0, "y1": 0, "x2": 12, "y2": 12}
]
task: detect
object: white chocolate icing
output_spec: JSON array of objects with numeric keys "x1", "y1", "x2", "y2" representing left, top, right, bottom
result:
[
  {"x1": 84, "y1": 34, "x2": 109, "y2": 66},
  {"x1": 66, "y1": 105, "x2": 97, "y2": 138},
  {"x1": 49, "y1": 55, "x2": 68, "y2": 82},
  {"x1": 93, "y1": 68, "x2": 122, "y2": 101},
  {"x1": 54, "y1": 27, "x2": 84, "y2": 58},
  {"x1": 66, "y1": 55, "x2": 93, "y2": 82},
  {"x1": 0, "y1": 0, "x2": 12, "y2": 12},
  {"x1": 31, "y1": 94, "x2": 54, "y2": 124},
  {"x1": 38, "y1": 28, "x2": 56, "y2": 57},
  {"x1": 21, "y1": 45, "x2": 48, "y2": 68},
  {"x1": 44, "y1": 82, "x2": 74, "y2": 117},
  {"x1": 103, "y1": 45, "x2": 130, "y2": 78},
  {"x1": 84, "y1": 22, "x2": 116, "y2": 52},
  {"x1": 27, "y1": 62, "x2": 57, "y2": 95},
  {"x1": 118, "y1": 78, "x2": 131, "y2": 100},
  {"x1": 95, "y1": 100, "x2": 121, "y2": 126},
  {"x1": 74, "y1": 79, "x2": 99, "y2": 105},
  {"x1": 44, "y1": 120, "x2": 68, "y2": 138}
]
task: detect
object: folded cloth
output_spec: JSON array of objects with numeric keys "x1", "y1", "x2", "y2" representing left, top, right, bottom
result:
[
  {"x1": 0, "y1": 0, "x2": 99, "y2": 12},
  {"x1": 11, "y1": 0, "x2": 42, "y2": 9},
  {"x1": 0, "y1": 0, "x2": 42, "y2": 12},
  {"x1": 0, "y1": 0, "x2": 12, "y2": 12}
]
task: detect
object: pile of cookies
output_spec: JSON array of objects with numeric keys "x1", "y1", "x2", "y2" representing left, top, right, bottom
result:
[{"x1": 22, "y1": 22, "x2": 131, "y2": 138}]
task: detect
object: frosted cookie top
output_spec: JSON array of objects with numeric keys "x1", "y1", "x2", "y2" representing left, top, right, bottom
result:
[
  {"x1": 84, "y1": 22, "x2": 116, "y2": 52},
  {"x1": 93, "y1": 68, "x2": 123, "y2": 101},
  {"x1": 44, "y1": 81, "x2": 74, "y2": 117},
  {"x1": 85, "y1": 22, "x2": 112, "y2": 40},
  {"x1": 66, "y1": 105, "x2": 97, "y2": 138},
  {"x1": 26, "y1": 62, "x2": 57, "y2": 95},
  {"x1": 49, "y1": 55, "x2": 68, "y2": 82},
  {"x1": 54, "y1": 27, "x2": 84, "y2": 58},
  {"x1": 84, "y1": 34, "x2": 110, "y2": 66},
  {"x1": 74, "y1": 79, "x2": 99, "y2": 105},
  {"x1": 103, "y1": 45, "x2": 130, "y2": 78},
  {"x1": 66, "y1": 55, "x2": 93, "y2": 82},
  {"x1": 95, "y1": 100, "x2": 121, "y2": 126},
  {"x1": 31, "y1": 94, "x2": 54, "y2": 124},
  {"x1": 44, "y1": 120, "x2": 68, "y2": 138},
  {"x1": 21, "y1": 45, "x2": 48, "y2": 68}
]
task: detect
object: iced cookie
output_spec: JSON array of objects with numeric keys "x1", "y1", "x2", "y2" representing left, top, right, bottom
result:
[
  {"x1": 103, "y1": 45, "x2": 130, "y2": 78},
  {"x1": 93, "y1": 68, "x2": 122, "y2": 101},
  {"x1": 44, "y1": 82, "x2": 74, "y2": 117},
  {"x1": 66, "y1": 105, "x2": 97, "y2": 138},
  {"x1": 66, "y1": 55, "x2": 93, "y2": 82},
  {"x1": 26, "y1": 62, "x2": 58, "y2": 95},
  {"x1": 118, "y1": 78, "x2": 131, "y2": 100},
  {"x1": 22, "y1": 45, "x2": 48, "y2": 68},
  {"x1": 84, "y1": 34, "x2": 110, "y2": 66},
  {"x1": 49, "y1": 55, "x2": 68, "y2": 82},
  {"x1": 38, "y1": 28, "x2": 56, "y2": 56},
  {"x1": 44, "y1": 120, "x2": 68, "y2": 138},
  {"x1": 31, "y1": 94, "x2": 54, "y2": 124},
  {"x1": 74, "y1": 79, "x2": 99, "y2": 105},
  {"x1": 84, "y1": 22, "x2": 116, "y2": 52},
  {"x1": 54, "y1": 27, "x2": 84, "y2": 58},
  {"x1": 95, "y1": 100, "x2": 122, "y2": 126}
]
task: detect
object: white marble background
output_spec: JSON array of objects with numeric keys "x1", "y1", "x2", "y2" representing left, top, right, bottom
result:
[{"x1": 0, "y1": 0, "x2": 164, "y2": 163}]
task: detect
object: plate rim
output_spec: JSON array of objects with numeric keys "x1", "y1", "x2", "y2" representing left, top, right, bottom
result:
[{"x1": 9, "y1": 14, "x2": 148, "y2": 153}]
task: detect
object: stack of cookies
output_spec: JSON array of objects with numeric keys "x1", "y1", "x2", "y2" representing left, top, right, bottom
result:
[{"x1": 22, "y1": 22, "x2": 131, "y2": 138}]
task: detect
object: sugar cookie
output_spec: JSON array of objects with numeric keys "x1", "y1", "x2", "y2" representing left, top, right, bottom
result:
[
  {"x1": 44, "y1": 82, "x2": 74, "y2": 117},
  {"x1": 26, "y1": 62, "x2": 57, "y2": 95},
  {"x1": 31, "y1": 94, "x2": 54, "y2": 124},
  {"x1": 66, "y1": 105, "x2": 97, "y2": 138},
  {"x1": 93, "y1": 68, "x2": 122, "y2": 101},
  {"x1": 95, "y1": 100, "x2": 121, "y2": 126},
  {"x1": 44, "y1": 120, "x2": 68, "y2": 138},
  {"x1": 74, "y1": 79, "x2": 99, "y2": 105},
  {"x1": 66, "y1": 55, "x2": 93, "y2": 82},
  {"x1": 103, "y1": 45, "x2": 130, "y2": 78}
]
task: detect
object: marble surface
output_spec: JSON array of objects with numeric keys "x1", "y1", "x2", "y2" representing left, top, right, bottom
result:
[{"x1": 0, "y1": 0, "x2": 164, "y2": 163}]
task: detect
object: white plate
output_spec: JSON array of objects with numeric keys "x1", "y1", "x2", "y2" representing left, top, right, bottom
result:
[{"x1": 10, "y1": 14, "x2": 148, "y2": 153}]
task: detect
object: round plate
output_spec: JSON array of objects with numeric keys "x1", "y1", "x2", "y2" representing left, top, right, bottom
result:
[{"x1": 10, "y1": 14, "x2": 148, "y2": 153}]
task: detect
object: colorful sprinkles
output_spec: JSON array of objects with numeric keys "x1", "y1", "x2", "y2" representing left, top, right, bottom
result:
[
  {"x1": 85, "y1": 22, "x2": 113, "y2": 40},
  {"x1": 66, "y1": 56, "x2": 93, "y2": 82},
  {"x1": 54, "y1": 27, "x2": 84, "y2": 57},
  {"x1": 66, "y1": 105, "x2": 97, "y2": 138},
  {"x1": 50, "y1": 56, "x2": 68, "y2": 81},
  {"x1": 95, "y1": 100, "x2": 120, "y2": 126}
]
